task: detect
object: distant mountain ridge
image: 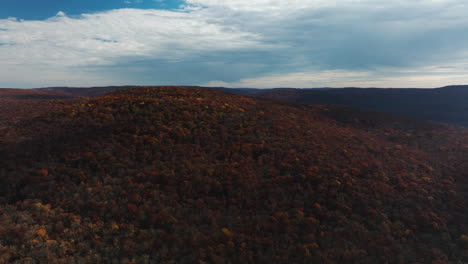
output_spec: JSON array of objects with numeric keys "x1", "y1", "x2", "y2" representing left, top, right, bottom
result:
[{"x1": 214, "y1": 85, "x2": 468, "y2": 127}]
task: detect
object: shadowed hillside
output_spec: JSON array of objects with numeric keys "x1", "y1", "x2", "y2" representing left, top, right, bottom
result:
[
  {"x1": 0, "y1": 86, "x2": 467, "y2": 263},
  {"x1": 0, "y1": 88, "x2": 72, "y2": 99},
  {"x1": 217, "y1": 86, "x2": 468, "y2": 127},
  {"x1": 36, "y1": 86, "x2": 136, "y2": 98}
]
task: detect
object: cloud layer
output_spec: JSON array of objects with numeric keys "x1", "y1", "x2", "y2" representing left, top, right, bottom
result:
[
  {"x1": 203, "y1": 65, "x2": 468, "y2": 88},
  {"x1": 1, "y1": 0, "x2": 468, "y2": 88}
]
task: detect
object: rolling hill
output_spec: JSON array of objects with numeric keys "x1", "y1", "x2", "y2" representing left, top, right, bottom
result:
[
  {"x1": 0, "y1": 87, "x2": 136, "y2": 100},
  {"x1": 216, "y1": 86, "x2": 468, "y2": 127},
  {"x1": 36, "y1": 86, "x2": 136, "y2": 98},
  {"x1": 0, "y1": 88, "x2": 72, "y2": 100},
  {"x1": 0, "y1": 86, "x2": 467, "y2": 263}
]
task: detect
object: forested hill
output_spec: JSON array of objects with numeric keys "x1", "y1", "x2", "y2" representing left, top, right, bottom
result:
[
  {"x1": 215, "y1": 85, "x2": 468, "y2": 127},
  {"x1": 36, "y1": 86, "x2": 135, "y2": 98},
  {"x1": 0, "y1": 86, "x2": 467, "y2": 263},
  {"x1": 0, "y1": 86, "x2": 134, "y2": 99}
]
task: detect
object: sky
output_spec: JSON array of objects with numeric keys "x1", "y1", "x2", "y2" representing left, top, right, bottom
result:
[{"x1": 1, "y1": 0, "x2": 468, "y2": 88}]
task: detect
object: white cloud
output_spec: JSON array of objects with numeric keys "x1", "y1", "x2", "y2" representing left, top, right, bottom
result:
[
  {"x1": 125, "y1": 0, "x2": 144, "y2": 4},
  {"x1": 0, "y1": 8, "x2": 261, "y2": 67},
  {"x1": 203, "y1": 70, "x2": 371, "y2": 88},
  {"x1": 202, "y1": 64, "x2": 468, "y2": 88},
  {"x1": 0, "y1": 8, "x2": 265, "y2": 87},
  {"x1": 0, "y1": 65, "x2": 127, "y2": 88},
  {"x1": 184, "y1": 0, "x2": 460, "y2": 15},
  {"x1": 185, "y1": 0, "x2": 318, "y2": 12}
]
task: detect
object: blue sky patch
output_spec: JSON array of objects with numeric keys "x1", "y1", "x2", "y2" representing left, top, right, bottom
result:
[
  {"x1": 94, "y1": 38, "x2": 119, "y2": 43},
  {"x1": 0, "y1": 0, "x2": 185, "y2": 20}
]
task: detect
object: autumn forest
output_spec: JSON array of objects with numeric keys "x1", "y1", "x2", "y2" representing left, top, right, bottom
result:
[{"x1": 0, "y1": 86, "x2": 467, "y2": 263}]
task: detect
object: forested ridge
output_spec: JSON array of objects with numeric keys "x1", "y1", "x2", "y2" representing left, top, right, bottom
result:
[
  {"x1": 217, "y1": 86, "x2": 468, "y2": 127},
  {"x1": 0, "y1": 86, "x2": 467, "y2": 263}
]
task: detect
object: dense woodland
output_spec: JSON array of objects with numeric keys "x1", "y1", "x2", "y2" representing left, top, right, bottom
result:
[{"x1": 0, "y1": 86, "x2": 467, "y2": 263}]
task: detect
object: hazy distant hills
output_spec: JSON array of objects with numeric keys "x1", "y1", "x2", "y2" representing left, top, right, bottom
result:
[
  {"x1": 0, "y1": 86, "x2": 467, "y2": 263},
  {"x1": 216, "y1": 85, "x2": 468, "y2": 127}
]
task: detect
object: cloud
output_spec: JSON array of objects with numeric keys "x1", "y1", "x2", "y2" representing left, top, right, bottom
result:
[
  {"x1": 192, "y1": 0, "x2": 468, "y2": 87},
  {"x1": 125, "y1": 0, "x2": 144, "y2": 4},
  {"x1": 1, "y1": 0, "x2": 468, "y2": 87},
  {"x1": 0, "y1": 8, "x2": 264, "y2": 87},
  {"x1": 0, "y1": 8, "x2": 261, "y2": 66},
  {"x1": 203, "y1": 64, "x2": 468, "y2": 88}
]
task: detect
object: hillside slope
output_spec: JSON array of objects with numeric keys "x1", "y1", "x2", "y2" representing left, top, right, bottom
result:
[
  {"x1": 0, "y1": 88, "x2": 72, "y2": 99},
  {"x1": 217, "y1": 86, "x2": 468, "y2": 127},
  {"x1": 0, "y1": 86, "x2": 467, "y2": 263},
  {"x1": 36, "y1": 86, "x2": 136, "y2": 98},
  {"x1": 0, "y1": 86, "x2": 135, "y2": 99}
]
